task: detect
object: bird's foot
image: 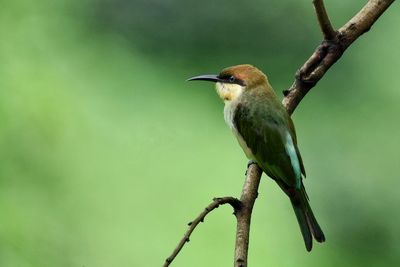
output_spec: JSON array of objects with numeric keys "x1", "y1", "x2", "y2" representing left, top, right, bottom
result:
[
  {"x1": 247, "y1": 160, "x2": 257, "y2": 168},
  {"x1": 245, "y1": 160, "x2": 257, "y2": 176}
]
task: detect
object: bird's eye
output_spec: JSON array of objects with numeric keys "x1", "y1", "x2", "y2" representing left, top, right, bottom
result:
[{"x1": 229, "y1": 76, "x2": 235, "y2": 82}]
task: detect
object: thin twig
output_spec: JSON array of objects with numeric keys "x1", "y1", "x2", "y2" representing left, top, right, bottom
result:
[
  {"x1": 164, "y1": 197, "x2": 241, "y2": 267},
  {"x1": 313, "y1": 0, "x2": 336, "y2": 40}
]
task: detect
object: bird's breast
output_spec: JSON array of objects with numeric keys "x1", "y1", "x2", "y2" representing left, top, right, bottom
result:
[{"x1": 223, "y1": 100, "x2": 255, "y2": 160}]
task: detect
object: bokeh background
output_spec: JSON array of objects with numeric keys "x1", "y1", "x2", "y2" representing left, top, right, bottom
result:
[{"x1": 1, "y1": 0, "x2": 399, "y2": 266}]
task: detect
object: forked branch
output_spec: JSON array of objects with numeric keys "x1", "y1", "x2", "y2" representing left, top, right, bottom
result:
[
  {"x1": 240, "y1": 0, "x2": 395, "y2": 265},
  {"x1": 313, "y1": 0, "x2": 336, "y2": 40},
  {"x1": 165, "y1": 0, "x2": 395, "y2": 266},
  {"x1": 283, "y1": 0, "x2": 395, "y2": 115}
]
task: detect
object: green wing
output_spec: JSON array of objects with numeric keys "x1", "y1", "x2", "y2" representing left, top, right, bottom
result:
[
  {"x1": 288, "y1": 118, "x2": 306, "y2": 177},
  {"x1": 233, "y1": 99, "x2": 305, "y2": 188}
]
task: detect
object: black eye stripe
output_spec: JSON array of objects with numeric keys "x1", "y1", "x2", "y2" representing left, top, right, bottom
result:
[{"x1": 217, "y1": 74, "x2": 245, "y2": 86}]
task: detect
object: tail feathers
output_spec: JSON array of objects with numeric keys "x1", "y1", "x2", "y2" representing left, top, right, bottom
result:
[
  {"x1": 292, "y1": 202, "x2": 313, "y2": 251},
  {"x1": 305, "y1": 204, "x2": 325, "y2": 243},
  {"x1": 290, "y1": 186, "x2": 325, "y2": 251}
]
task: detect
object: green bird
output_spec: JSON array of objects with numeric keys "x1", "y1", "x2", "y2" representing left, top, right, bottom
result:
[{"x1": 188, "y1": 64, "x2": 325, "y2": 251}]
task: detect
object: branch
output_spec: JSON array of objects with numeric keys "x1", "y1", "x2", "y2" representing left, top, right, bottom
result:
[
  {"x1": 164, "y1": 196, "x2": 241, "y2": 267},
  {"x1": 165, "y1": 1, "x2": 395, "y2": 266},
  {"x1": 239, "y1": 0, "x2": 395, "y2": 265},
  {"x1": 283, "y1": 0, "x2": 395, "y2": 115},
  {"x1": 234, "y1": 163, "x2": 263, "y2": 267},
  {"x1": 313, "y1": 0, "x2": 336, "y2": 40}
]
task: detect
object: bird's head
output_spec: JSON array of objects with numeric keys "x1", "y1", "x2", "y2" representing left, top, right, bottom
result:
[{"x1": 188, "y1": 64, "x2": 268, "y2": 102}]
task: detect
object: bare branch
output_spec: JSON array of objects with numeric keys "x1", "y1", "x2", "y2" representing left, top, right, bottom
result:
[
  {"x1": 239, "y1": 0, "x2": 395, "y2": 264},
  {"x1": 164, "y1": 196, "x2": 241, "y2": 267},
  {"x1": 241, "y1": 0, "x2": 394, "y2": 266},
  {"x1": 313, "y1": 0, "x2": 336, "y2": 40},
  {"x1": 166, "y1": 1, "x2": 395, "y2": 266},
  {"x1": 234, "y1": 163, "x2": 263, "y2": 267},
  {"x1": 283, "y1": 0, "x2": 395, "y2": 114}
]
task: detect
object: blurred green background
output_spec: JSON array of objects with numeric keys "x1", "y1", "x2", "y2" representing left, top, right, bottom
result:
[{"x1": 1, "y1": 0, "x2": 399, "y2": 266}]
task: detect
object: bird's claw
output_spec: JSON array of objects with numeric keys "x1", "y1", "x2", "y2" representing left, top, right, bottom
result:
[{"x1": 245, "y1": 160, "x2": 257, "y2": 175}]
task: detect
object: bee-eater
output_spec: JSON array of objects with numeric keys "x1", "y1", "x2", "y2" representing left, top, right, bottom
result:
[{"x1": 188, "y1": 64, "x2": 325, "y2": 251}]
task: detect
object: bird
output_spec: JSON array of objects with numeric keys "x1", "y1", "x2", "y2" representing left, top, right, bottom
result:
[{"x1": 188, "y1": 64, "x2": 325, "y2": 251}]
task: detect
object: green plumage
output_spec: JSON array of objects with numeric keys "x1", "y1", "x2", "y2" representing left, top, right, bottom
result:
[
  {"x1": 233, "y1": 84, "x2": 325, "y2": 251},
  {"x1": 233, "y1": 88, "x2": 304, "y2": 187},
  {"x1": 188, "y1": 64, "x2": 325, "y2": 251}
]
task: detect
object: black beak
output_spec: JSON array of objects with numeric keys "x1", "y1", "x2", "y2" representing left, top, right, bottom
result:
[{"x1": 187, "y1": 74, "x2": 220, "y2": 83}]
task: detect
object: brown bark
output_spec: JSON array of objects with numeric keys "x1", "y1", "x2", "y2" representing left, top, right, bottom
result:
[{"x1": 164, "y1": 1, "x2": 395, "y2": 266}]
